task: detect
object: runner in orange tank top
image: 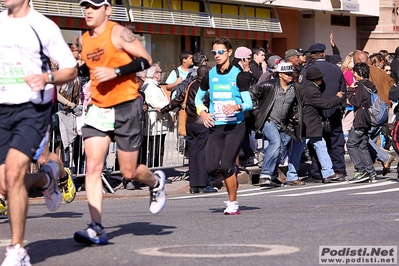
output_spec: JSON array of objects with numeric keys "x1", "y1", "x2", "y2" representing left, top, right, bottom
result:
[{"x1": 75, "y1": 0, "x2": 167, "y2": 245}]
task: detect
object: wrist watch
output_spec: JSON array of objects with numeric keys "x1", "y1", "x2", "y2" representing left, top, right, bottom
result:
[
  {"x1": 114, "y1": 68, "x2": 121, "y2": 76},
  {"x1": 237, "y1": 104, "x2": 243, "y2": 111},
  {"x1": 48, "y1": 73, "x2": 55, "y2": 84}
]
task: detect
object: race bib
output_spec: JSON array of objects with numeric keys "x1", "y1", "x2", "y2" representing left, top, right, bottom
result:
[
  {"x1": 213, "y1": 100, "x2": 237, "y2": 122},
  {"x1": 85, "y1": 104, "x2": 115, "y2": 131},
  {"x1": 0, "y1": 60, "x2": 26, "y2": 85}
]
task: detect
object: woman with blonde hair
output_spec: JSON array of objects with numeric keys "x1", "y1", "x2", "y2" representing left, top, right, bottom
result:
[{"x1": 341, "y1": 52, "x2": 356, "y2": 146}]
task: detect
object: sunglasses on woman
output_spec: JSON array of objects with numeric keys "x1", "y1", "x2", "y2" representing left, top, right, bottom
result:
[{"x1": 211, "y1": 49, "x2": 227, "y2": 56}]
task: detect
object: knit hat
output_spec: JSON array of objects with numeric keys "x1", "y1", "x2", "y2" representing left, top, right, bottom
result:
[
  {"x1": 234, "y1": 47, "x2": 252, "y2": 59},
  {"x1": 267, "y1": 55, "x2": 282, "y2": 68},
  {"x1": 306, "y1": 66, "x2": 324, "y2": 80}
]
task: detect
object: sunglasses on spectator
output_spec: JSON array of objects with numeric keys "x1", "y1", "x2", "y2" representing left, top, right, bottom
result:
[
  {"x1": 385, "y1": 69, "x2": 392, "y2": 72},
  {"x1": 211, "y1": 49, "x2": 227, "y2": 56}
]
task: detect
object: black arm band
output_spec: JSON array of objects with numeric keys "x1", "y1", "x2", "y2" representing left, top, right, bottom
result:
[
  {"x1": 119, "y1": 57, "x2": 151, "y2": 76},
  {"x1": 78, "y1": 63, "x2": 90, "y2": 77}
]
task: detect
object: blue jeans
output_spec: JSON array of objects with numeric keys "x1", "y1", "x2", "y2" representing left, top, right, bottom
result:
[
  {"x1": 287, "y1": 137, "x2": 334, "y2": 181},
  {"x1": 367, "y1": 127, "x2": 389, "y2": 164},
  {"x1": 260, "y1": 121, "x2": 291, "y2": 177}
]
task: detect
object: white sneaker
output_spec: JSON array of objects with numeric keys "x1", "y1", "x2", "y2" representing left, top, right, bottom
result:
[
  {"x1": 224, "y1": 201, "x2": 241, "y2": 215},
  {"x1": 149, "y1": 170, "x2": 166, "y2": 214},
  {"x1": 1, "y1": 244, "x2": 31, "y2": 266},
  {"x1": 40, "y1": 161, "x2": 61, "y2": 212}
]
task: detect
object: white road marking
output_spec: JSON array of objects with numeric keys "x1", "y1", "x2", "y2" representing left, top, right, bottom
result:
[
  {"x1": 136, "y1": 244, "x2": 300, "y2": 258},
  {"x1": 351, "y1": 187, "x2": 399, "y2": 195},
  {"x1": 275, "y1": 181, "x2": 394, "y2": 197}
]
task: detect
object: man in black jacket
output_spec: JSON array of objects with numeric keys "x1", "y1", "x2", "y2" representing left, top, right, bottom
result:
[
  {"x1": 346, "y1": 63, "x2": 377, "y2": 183},
  {"x1": 287, "y1": 67, "x2": 344, "y2": 185},
  {"x1": 250, "y1": 62, "x2": 303, "y2": 185},
  {"x1": 300, "y1": 43, "x2": 347, "y2": 182}
]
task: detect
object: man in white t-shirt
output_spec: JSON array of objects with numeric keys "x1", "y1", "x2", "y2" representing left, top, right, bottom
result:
[
  {"x1": 165, "y1": 50, "x2": 193, "y2": 98},
  {"x1": 0, "y1": 1, "x2": 77, "y2": 265}
]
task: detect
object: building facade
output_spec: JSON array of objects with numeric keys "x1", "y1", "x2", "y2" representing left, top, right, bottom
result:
[{"x1": 0, "y1": 0, "x2": 386, "y2": 78}]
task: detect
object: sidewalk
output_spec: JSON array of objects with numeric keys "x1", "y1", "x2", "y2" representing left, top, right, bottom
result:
[{"x1": 28, "y1": 152, "x2": 398, "y2": 204}]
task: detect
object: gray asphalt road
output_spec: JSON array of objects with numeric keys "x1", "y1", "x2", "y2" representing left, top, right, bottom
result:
[{"x1": 1, "y1": 168, "x2": 398, "y2": 266}]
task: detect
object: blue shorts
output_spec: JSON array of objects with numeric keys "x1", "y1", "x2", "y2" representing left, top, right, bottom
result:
[{"x1": 0, "y1": 102, "x2": 52, "y2": 164}]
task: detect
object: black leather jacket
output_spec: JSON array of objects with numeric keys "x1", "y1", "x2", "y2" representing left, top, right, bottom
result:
[
  {"x1": 249, "y1": 78, "x2": 304, "y2": 141},
  {"x1": 160, "y1": 78, "x2": 209, "y2": 124}
]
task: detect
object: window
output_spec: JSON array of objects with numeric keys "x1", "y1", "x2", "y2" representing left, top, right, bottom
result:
[{"x1": 331, "y1": 14, "x2": 350, "y2": 27}]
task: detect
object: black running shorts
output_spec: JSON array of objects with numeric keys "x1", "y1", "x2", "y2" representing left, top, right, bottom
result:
[
  {"x1": 82, "y1": 98, "x2": 143, "y2": 152},
  {"x1": 0, "y1": 102, "x2": 52, "y2": 164}
]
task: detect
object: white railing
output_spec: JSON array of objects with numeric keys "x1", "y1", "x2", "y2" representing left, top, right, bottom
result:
[
  {"x1": 128, "y1": 6, "x2": 282, "y2": 33},
  {"x1": 23, "y1": 0, "x2": 130, "y2": 21},
  {"x1": 129, "y1": 6, "x2": 212, "y2": 28}
]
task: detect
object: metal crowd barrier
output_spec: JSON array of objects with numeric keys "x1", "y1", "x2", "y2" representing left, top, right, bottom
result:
[{"x1": 51, "y1": 109, "x2": 188, "y2": 193}]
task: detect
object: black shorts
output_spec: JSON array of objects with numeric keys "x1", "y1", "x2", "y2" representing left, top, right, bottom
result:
[
  {"x1": 0, "y1": 102, "x2": 52, "y2": 164},
  {"x1": 82, "y1": 98, "x2": 143, "y2": 152}
]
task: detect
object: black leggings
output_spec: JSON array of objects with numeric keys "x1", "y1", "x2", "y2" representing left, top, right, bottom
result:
[{"x1": 205, "y1": 122, "x2": 246, "y2": 178}]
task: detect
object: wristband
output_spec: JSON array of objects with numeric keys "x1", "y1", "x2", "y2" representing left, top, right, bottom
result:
[
  {"x1": 119, "y1": 57, "x2": 151, "y2": 76},
  {"x1": 196, "y1": 105, "x2": 208, "y2": 116}
]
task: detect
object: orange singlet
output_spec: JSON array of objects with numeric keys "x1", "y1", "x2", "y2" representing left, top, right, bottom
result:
[{"x1": 81, "y1": 21, "x2": 139, "y2": 108}]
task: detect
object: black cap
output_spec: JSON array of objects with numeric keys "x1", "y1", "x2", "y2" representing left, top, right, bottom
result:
[
  {"x1": 79, "y1": 0, "x2": 111, "y2": 6},
  {"x1": 307, "y1": 43, "x2": 326, "y2": 54},
  {"x1": 306, "y1": 66, "x2": 324, "y2": 81},
  {"x1": 296, "y1": 48, "x2": 305, "y2": 55},
  {"x1": 329, "y1": 54, "x2": 342, "y2": 65}
]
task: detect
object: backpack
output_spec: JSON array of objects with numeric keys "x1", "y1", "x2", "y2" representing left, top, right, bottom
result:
[{"x1": 362, "y1": 84, "x2": 389, "y2": 127}]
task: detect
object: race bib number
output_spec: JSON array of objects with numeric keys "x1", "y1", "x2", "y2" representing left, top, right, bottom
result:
[
  {"x1": 0, "y1": 61, "x2": 26, "y2": 85},
  {"x1": 85, "y1": 104, "x2": 115, "y2": 131},
  {"x1": 213, "y1": 100, "x2": 237, "y2": 122}
]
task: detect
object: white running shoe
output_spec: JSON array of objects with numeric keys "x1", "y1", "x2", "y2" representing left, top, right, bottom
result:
[
  {"x1": 40, "y1": 161, "x2": 61, "y2": 212},
  {"x1": 1, "y1": 244, "x2": 31, "y2": 266},
  {"x1": 224, "y1": 201, "x2": 241, "y2": 215},
  {"x1": 149, "y1": 170, "x2": 166, "y2": 214}
]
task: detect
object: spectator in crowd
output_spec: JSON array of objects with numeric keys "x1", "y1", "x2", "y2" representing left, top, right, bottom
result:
[
  {"x1": 249, "y1": 45, "x2": 267, "y2": 82},
  {"x1": 285, "y1": 49, "x2": 302, "y2": 81},
  {"x1": 296, "y1": 48, "x2": 307, "y2": 69},
  {"x1": 369, "y1": 53, "x2": 385, "y2": 69},
  {"x1": 195, "y1": 36, "x2": 252, "y2": 215},
  {"x1": 287, "y1": 66, "x2": 345, "y2": 185},
  {"x1": 383, "y1": 62, "x2": 392, "y2": 76},
  {"x1": 250, "y1": 62, "x2": 303, "y2": 186},
  {"x1": 353, "y1": 51, "x2": 395, "y2": 174},
  {"x1": 300, "y1": 43, "x2": 347, "y2": 182},
  {"x1": 341, "y1": 52, "x2": 356, "y2": 147},
  {"x1": 165, "y1": 50, "x2": 194, "y2": 98},
  {"x1": 346, "y1": 63, "x2": 377, "y2": 183},
  {"x1": 379, "y1": 49, "x2": 392, "y2": 63},
  {"x1": 142, "y1": 64, "x2": 172, "y2": 167},
  {"x1": 390, "y1": 46, "x2": 399, "y2": 83},
  {"x1": 257, "y1": 54, "x2": 281, "y2": 84},
  {"x1": 160, "y1": 65, "x2": 217, "y2": 193}
]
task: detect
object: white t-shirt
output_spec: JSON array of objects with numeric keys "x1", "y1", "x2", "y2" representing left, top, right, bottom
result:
[{"x1": 0, "y1": 9, "x2": 77, "y2": 104}]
